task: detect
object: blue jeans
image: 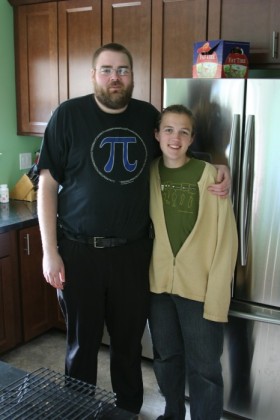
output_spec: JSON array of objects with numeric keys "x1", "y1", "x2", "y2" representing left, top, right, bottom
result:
[{"x1": 149, "y1": 293, "x2": 224, "y2": 420}]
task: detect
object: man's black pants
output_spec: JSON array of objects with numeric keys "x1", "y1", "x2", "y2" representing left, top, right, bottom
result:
[{"x1": 57, "y1": 236, "x2": 153, "y2": 414}]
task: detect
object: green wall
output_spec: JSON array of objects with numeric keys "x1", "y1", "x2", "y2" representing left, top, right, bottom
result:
[{"x1": 0, "y1": 1, "x2": 41, "y2": 189}]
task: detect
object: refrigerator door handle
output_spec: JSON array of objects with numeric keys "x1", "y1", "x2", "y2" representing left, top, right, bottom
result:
[
  {"x1": 228, "y1": 114, "x2": 241, "y2": 217},
  {"x1": 229, "y1": 300, "x2": 280, "y2": 325},
  {"x1": 239, "y1": 115, "x2": 255, "y2": 266},
  {"x1": 229, "y1": 308, "x2": 280, "y2": 325},
  {"x1": 272, "y1": 31, "x2": 279, "y2": 59}
]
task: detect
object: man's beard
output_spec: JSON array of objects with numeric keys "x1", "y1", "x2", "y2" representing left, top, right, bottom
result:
[{"x1": 94, "y1": 81, "x2": 134, "y2": 110}]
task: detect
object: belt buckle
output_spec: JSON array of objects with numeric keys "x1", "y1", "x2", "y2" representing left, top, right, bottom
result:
[{"x1": 93, "y1": 236, "x2": 105, "y2": 248}]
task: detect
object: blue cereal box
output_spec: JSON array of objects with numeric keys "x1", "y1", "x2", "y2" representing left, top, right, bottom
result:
[{"x1": 193, "y1": 40, "x2": 250, "y2": 78}]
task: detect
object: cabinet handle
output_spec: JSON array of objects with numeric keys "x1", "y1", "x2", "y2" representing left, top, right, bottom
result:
[
  {"x1": 24, "y1": 234, "x2": 30, "y2": 255},
  {"x1": 272, "y1": 31, "x2": 279, "y2": 59}
]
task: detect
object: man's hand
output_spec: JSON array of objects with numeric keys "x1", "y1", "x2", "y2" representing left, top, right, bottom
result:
[
  {"x1": 43, "y1": 250, "x2": 65, "y2": 290},
  {"x1": 208, "y1": 164, "x2": 231, "y2": 197}
]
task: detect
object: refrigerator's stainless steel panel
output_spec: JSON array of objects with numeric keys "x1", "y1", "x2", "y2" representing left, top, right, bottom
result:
[
  {"x1": 235, "y1": 79, "x2": 280, "y2": 307},
  {"x1": 222, "y1": 312, "x2": 280, "y2": 420},
  {"x1": 164, "y1": 78, "x2": 245, "y2": 215},
  {"x1": 163, "y1": 79, "x2": 246, "y2": 163},
  {"x1": 164, "y1": 78, "x2": 280, "y2": 420},
  {"x1": 164, "y1": 78, "x2": 280, "y2": 307}
]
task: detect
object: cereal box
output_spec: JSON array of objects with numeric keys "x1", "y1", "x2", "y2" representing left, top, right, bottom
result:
[{"x1": 193, "y1": 40, "x2": 250, "y2": 78}]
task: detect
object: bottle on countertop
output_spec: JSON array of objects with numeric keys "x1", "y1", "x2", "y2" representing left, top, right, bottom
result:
[{"x1": 0, "y1": 184, "x2": 9, "y2": 203}]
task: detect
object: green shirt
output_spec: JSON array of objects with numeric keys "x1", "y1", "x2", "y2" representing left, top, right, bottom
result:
[{"x1": 159, "y1": 157, "x2": 205, "y2": 256}]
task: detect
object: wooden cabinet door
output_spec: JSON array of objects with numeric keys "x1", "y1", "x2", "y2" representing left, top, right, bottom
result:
[
  {"x1": 102, "y1": 0, "x2": 152, "y2": 103},
  {"x1": 151, "y1": 0, "x2": 208, "y2": 110},
  {"x1": 0, "y1": 231, "x2": 21, "y2": 354},
  {"x1": 18, "y1": 225, "x2": 53, "y2": 341},
  {"x1": 208, "y1": 0, "x2": 280, "y2": 66},
  {"x1": 14, "y1": 2, "x2": 59, "y2": 135},
  {"x1": 58, "y1": 0, "x2": 102, "y2": 103}
]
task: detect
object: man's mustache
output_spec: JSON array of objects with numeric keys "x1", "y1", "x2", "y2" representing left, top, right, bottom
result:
[{"x1": 109, "y1": 81, "x2": 123, "y2": 87}]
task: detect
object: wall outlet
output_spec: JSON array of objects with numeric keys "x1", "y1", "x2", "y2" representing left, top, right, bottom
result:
[{"x1": 19, "y1": 153, "x2": 32, "y2": 170}]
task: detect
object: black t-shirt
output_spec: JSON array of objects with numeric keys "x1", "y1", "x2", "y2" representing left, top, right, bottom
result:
[{"x1": 38, "y1": 94, "x2": 159, "y2": 238}]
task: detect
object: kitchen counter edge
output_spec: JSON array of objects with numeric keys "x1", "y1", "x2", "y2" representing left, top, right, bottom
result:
[{"x1": 0, "y1": 200, "x2": 38, "y2": 233}]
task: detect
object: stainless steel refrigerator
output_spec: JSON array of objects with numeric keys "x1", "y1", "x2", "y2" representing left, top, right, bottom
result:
[{"x1": 164, "y1": 78, "x2": 280, "y2": 420}]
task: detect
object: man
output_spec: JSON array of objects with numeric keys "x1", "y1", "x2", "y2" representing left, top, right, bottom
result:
[{"x1": 37, "y1": 43, "x2": 230, "y2": 415}]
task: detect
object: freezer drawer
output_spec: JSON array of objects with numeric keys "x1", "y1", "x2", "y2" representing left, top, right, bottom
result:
[
  {"x1": 183, "y1": 301, "x2": 280, "y2": 419},
  {"x1": 222, "y1": 309, "x2": 280, "y2": 419}
]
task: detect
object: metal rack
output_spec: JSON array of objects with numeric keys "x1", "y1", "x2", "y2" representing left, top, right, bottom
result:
[{"x1": 0, "y1": 367, "x2": 118, "y2": 419}]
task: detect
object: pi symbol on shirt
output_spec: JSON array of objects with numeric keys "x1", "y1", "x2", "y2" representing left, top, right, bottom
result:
[
  {"x1": 91, "y1": 127, "x2": 147, "y2": 185},
  {"x1": 100, "y1": 137, "x2": 137, "y2": 173}
]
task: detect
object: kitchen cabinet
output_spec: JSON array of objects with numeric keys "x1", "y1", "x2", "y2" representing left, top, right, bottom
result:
[
  {"x1": 101, "y1": 0, "x2": 207, "y2": 108},
  {"x1": 11, "y1": 0, "x2": 152, "y2": 134},
  {"x1": 208, "y1": 0, "x2": 280, "y2": 66},
  {"x1": 13, "y1": 2, "x2": 59, "y2": 135},
  {"x1": 0, "y1": 200, "x2": 66, "y2": 354},
  {"x1": 10, "y1": 0, "x2": 280, "y2": 132},
  {"x1": 102, "y1": 0, "x2": 152, "y2": 103},
  {"x1": 151, "y1": 0, "x2": 208, "y2": 109},
  {"x1": 11, "y1": 0, "x2": 101, "y2": 136},
  {"x1": 0, "y1": 231, "x2": 22, "y2": 354},
  {"x1": 58, "y1": 0, "x2": 101, "y2": 103},
  {"x1": 9, "y1": 0, "x2": 214, "y2": 123},
  {"x1": 18, "y1": 224, "x2": 55, "y2": 341}
]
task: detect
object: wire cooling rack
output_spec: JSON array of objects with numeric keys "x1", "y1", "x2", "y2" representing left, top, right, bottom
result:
[{"x1": 0, "y1": 367, "x2": 118, "y2": 419}]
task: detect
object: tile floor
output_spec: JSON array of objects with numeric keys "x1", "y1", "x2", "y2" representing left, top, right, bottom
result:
[{"x1": 1, "y1": 329, "x2": 238, "y2": 419}]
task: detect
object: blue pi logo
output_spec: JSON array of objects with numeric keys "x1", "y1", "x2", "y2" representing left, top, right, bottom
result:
[
  {"x1": 100, "y1": 137, "x2": 137, "y2": 173},
  {"x1": 91, "y1": 127, "x2": 147, "y2": 184}
]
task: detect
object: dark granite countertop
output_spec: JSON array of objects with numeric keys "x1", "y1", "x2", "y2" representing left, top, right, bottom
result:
[{"x1": 0, "y1": 200, "x2": 38, "y2": 233}]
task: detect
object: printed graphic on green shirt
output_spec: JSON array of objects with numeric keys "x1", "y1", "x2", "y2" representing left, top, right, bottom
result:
[
  {"x1": 161, "y1": 182, "x2": 197, "y2": 214},
  {"x1": 159, "y1": 158, "x2": 205, "y2": 255}
]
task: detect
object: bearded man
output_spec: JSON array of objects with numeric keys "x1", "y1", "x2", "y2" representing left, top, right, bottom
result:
[{"x1": 37, "y1": 43, "x2": 230, "y2": 417}]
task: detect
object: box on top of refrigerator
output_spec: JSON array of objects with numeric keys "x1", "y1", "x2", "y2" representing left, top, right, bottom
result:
[{"x1": 193, "y1": 40, "x2": 250, "y2": 78}]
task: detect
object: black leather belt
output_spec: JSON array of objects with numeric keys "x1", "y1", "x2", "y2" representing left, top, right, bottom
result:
[
  {"x1": 58, "y1": 222, "x2": 154, "y2": 248},
  {"x1": 62, "y1": 230, "x2": 128, "y2": 248}
]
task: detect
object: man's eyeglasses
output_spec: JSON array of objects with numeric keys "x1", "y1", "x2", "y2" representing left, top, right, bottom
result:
[{"x1": 95, "y1": 67, "x2": 131, "y2": 77}]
